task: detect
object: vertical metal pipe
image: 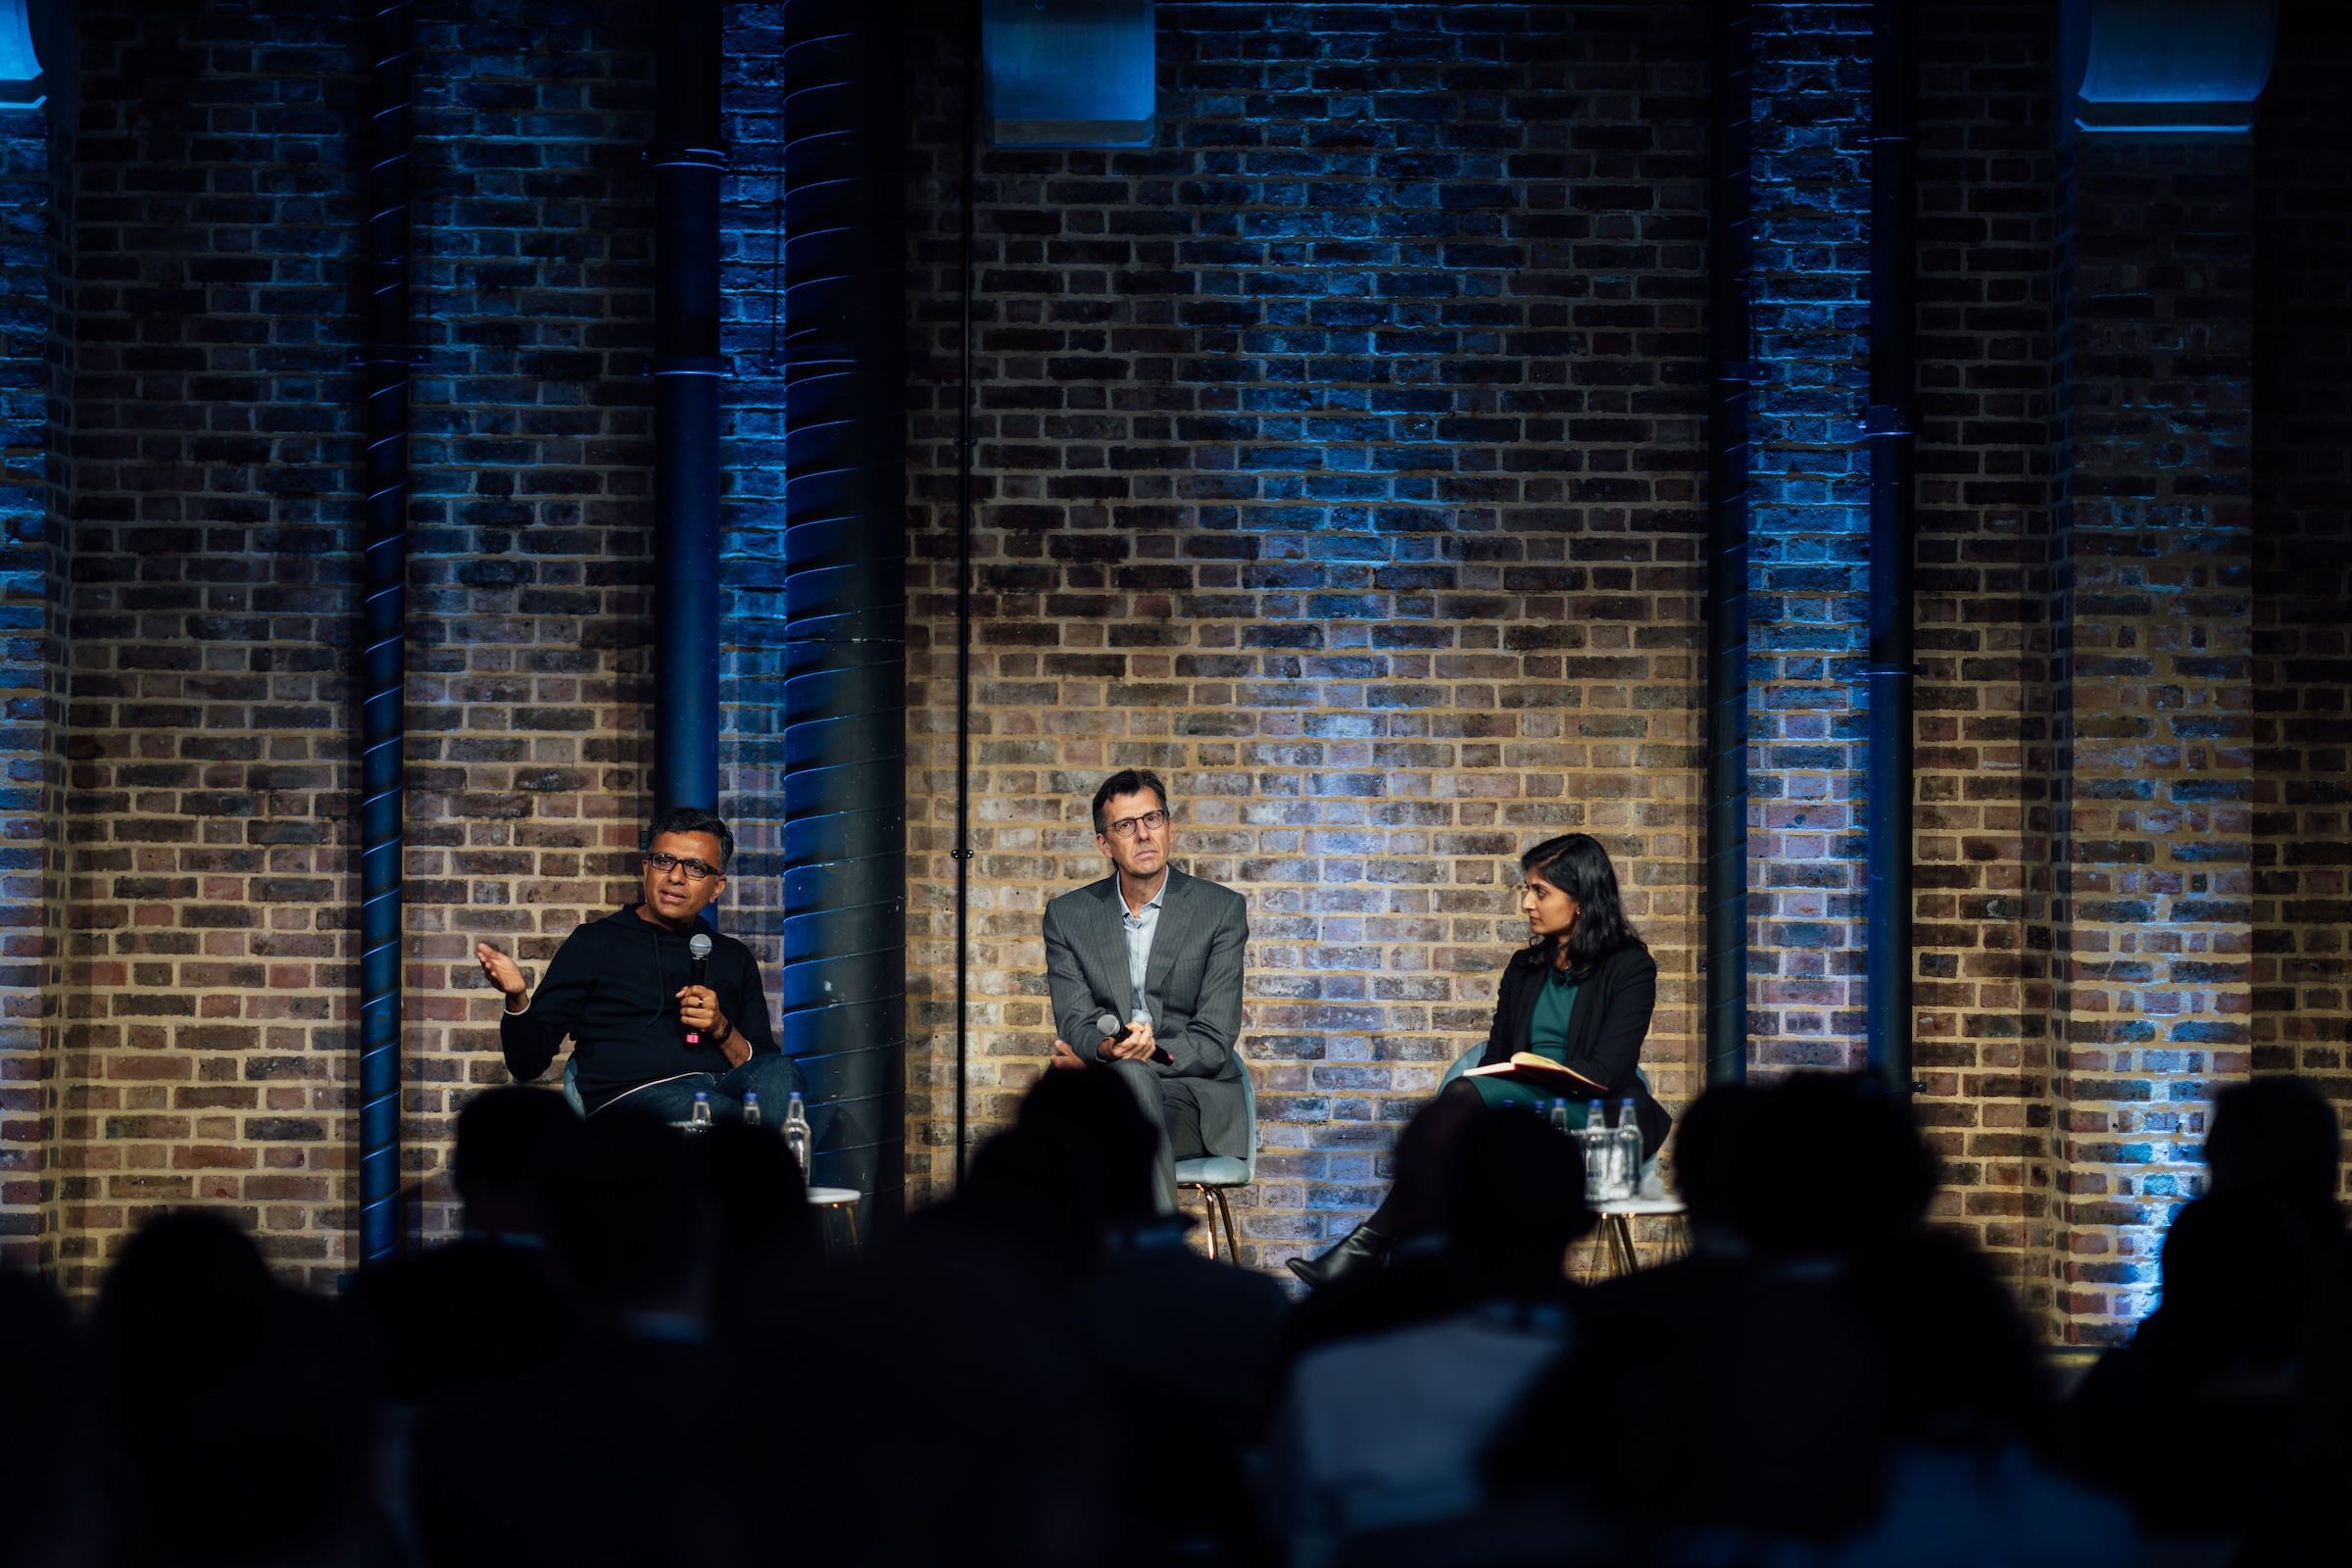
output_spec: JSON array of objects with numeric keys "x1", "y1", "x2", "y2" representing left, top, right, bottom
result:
[
  {"x1": 1705, "y1": 0, "x2": 1753, "y2": 1088},
  {"x1": 654, "y1": 0, "x2": 725, "y2": 814},
  {"x1": 954, "y1": 2, "x2": 978, "y2": 1187},
  {"x1": 1866, "y1": 0, "x2": 1917, "y2": 1091},
  {"x1": 781, "y1": 0, "x2": 906, "y2": 1227},
  {"x1": 357, "y1": 0, "x2": 414, "y2": 1266}
]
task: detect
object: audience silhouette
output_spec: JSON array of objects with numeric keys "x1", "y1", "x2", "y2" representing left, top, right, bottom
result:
[
  {"x1": 2067, "y1": 1074, "x2": 2352, "y2": 1558},
  {"x1": 6, "y1": 1069, "x2": 2346, "y2": 1567},
  {"x1": 91, "y1": 1210, "x2": 373, "y2": 1568}
]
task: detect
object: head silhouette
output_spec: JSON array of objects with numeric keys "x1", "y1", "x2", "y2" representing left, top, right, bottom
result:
[
  {"x1": 1743, "y1": 1073, "x2": 1935, "y2": 1259},
  {"x1": 1444, "y1": 1107, "x2": 1596, "y2": 1295},
  {"x1": 2205, "y1": 1075, "x2": 2341, "y2": 1231}
]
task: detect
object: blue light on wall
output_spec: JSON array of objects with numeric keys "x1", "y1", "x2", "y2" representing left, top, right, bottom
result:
[{"x1": 983, "y1": 0, "x2": 1154, "y2": 148}]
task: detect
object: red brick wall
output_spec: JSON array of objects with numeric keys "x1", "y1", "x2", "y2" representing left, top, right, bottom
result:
[
  {"x1": 901, "y1": 2, "x2": 1714, "y2": 1265},
  {"x1": 3, "y1": 0, "x2": 2341, "y2": 1319},
  {"x1": 42, "y1": 0, "x2": 658, "y2": 1290}
]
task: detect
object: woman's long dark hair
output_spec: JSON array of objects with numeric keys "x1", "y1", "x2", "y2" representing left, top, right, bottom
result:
[{"x1": 1521, "y1": 833, "x2": 1641, "y2": 974}]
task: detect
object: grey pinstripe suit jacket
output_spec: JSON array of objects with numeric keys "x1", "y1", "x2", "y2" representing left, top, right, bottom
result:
[{"x1": 1041, "y1": 866, "x2": 1251, "y2": 1160}]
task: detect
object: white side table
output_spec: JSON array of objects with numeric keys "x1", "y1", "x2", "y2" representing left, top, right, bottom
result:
[{"x1": 1588, "y1": 1194, "x2": 1689, "y2": 1280}]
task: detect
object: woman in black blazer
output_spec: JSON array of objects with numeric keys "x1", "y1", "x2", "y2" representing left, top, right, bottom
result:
[{"x1": 1289, "y1": 832, "x2": 1667, "y2": 1289}]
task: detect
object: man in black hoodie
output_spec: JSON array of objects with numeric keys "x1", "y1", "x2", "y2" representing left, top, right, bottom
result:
[{"x1": 475, "y1": 806, "x2": 805, "y2": 1121}]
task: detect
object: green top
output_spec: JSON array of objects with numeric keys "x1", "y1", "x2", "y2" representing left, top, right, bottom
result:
[
  {"x1": 1527, "y1": 963, "x2": 1580, "y2": 1059},
  {"x1": 1469, "y1": 964, "x2": 1582, "y2": 1114}
]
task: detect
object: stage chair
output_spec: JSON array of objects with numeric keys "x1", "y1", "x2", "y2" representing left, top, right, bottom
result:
[{"x1": 1173, "y1": 1049, "x2": 1255, "y2": 1263}]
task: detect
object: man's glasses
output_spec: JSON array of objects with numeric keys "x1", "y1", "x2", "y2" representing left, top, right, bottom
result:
[
  {"x1": 646, "y1": 851, "x2": 721, "y2": 882},
  {"x1": 1103, "y1": 809, "x2": 1169, "y2": 840}
]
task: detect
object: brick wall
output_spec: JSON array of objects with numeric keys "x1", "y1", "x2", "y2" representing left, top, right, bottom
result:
[
  {"x1": 41, "y1": 0, "x2": 659, "y2": 1289},
  {"x1": 2050, "y1": 135, "x2": 2256, "y2": 1342},
  {"x1": 902, "y1": 1, "x2": 1714, "y2": 1265},
  {"x1": 49, "y1": 2, "x2": 364, "y2": 1289},
  {"x1": 1909, "y1": 2, "x2": 2059, "y2": 1322},
  {"x1": 1, "y1": 0, "x2": 2340, "y2": 1315},
  {"x1": 399, "y1": 0, "x2": 656, "y2": 1252},
  {"x1": 1745, "y1": 1, "x2": 1870, "y2": 1073},
  {"x1": 2252, "y1": 0, "x2": 2352, "y2": 1196},
  {"x1": 0, "y1": 94, "x2": 60, "y2": 1268}
]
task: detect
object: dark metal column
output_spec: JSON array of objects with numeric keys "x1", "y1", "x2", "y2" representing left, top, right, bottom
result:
[
  {"x1": 1705, "y1": 0, "x2": 1753, "y2": 1088},
  {"x1": 654, "y1": 0, "x2": 725, "y2": 813},
  {"x1": 357, "y1": 0, "x2": 415, "y2": 1266},
  {"x1": 781, "y1": 0, "x2": 906, "y2": 1228},
  {"x1": 1865, "y1": 0, "x2": 1917, "y2": 1092}
]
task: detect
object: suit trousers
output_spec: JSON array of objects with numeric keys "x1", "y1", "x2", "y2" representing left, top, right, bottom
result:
[{"x1": 1104, "y1": 1058, "x2": 1209, "y2": 1213}]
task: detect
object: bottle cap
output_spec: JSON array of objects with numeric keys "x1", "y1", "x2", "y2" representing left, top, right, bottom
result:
[
  {"x1": 695, "y1": 1090, "x2": 710, "y2": 1101},
  {"x1": 745, "y1": 1092, "x2": 760, "y2": 1105}
]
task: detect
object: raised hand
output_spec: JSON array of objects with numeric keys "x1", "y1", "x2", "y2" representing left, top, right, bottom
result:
[{"x1": 474, "y1": 941, "x2": 527, "y2": 1004}]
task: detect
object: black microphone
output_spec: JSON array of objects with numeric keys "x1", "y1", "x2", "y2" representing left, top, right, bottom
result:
[{"x1": 686, "y1": 931, "x2": 712, "y2": 1044}]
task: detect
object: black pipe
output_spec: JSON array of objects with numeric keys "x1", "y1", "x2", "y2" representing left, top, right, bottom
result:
[
  {"x1": 781, "y1": 0, "x2": 907, "y2": 1229},
  {"x1": 1704, "y1": 0, "x2": 1752, "y2": 1088},
  {"x1": 653, "y1": 0, "x2": 725, "y2": 814},
  {"x1": 1865, "y1": 0, "x2": 1916, "y2": 1092},
  {"x1": 954, "y1": 2, "x2": 978, "y2": 1187},
  {"x1": 357, "y1": 0, "x2": 414, "y2": 1267}
]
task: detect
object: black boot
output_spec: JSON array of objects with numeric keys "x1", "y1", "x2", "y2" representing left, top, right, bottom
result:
[{"x1": 1287, "y1": 1216, "x2": 1395, "y2": 1291}]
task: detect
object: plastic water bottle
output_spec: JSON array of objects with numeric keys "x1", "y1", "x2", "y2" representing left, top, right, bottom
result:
[
  {"x1": 1582, "y1": 1098, "x2": 1611, "y2": 1202},
  {"x1": 743, "y1": 1091, "x2": 761, "y2": 1127},
  {"x1": 1615, "y1": 1097, "x2": 1642, "y2": 1201},
  {"x1": 1550, "y1": 1097, "x2": 1572, "y2": 1135},
  {"x1": 783, "y1": 1091, "x2": 812, "y2": 1186},
  {"x1": 689, "y1": 1091, "x2": 712, "y2": 1131}
]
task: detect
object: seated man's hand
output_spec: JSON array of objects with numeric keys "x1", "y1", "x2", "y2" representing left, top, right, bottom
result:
[
  {"x1": 1104, "y1": 1017, "x2": 1157, "y2": 1061},
  {"x1": 1049, "y1": 1038, "x2": 1088, "y2": 1070}
]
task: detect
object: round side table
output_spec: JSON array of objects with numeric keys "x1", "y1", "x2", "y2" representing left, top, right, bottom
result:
[
  {"x1": 807, "y1": 1185, "x2": 862, "y2": 1251},
  {"x1": 1587, "y1": 1194, "x2": 1689, "y2": 1280}
]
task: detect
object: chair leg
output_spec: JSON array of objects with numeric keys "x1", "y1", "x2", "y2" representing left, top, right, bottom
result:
[
  {"x1": 1183, "y1": 1185, "x2": 1214, "y2": 1259},
  {"x1": 1211, "y1": 1187, "x2": 1240, "y2": 1264}
]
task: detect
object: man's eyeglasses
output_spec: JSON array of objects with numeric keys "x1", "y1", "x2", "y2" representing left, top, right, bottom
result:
[
  {"x1": 1102, "y1": 809, "x2": 1169, "y2": 840},
  {"x1": 646, "y1": 851, "x2": 721, "y2": 882}
]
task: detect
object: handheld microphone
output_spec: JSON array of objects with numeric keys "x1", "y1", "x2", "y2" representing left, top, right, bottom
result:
[{"x1": 686, "y1": 931, "x2": 713, "y2": 1044}]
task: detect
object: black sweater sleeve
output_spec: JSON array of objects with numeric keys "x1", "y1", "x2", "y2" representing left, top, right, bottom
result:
[
  {"x1": 500, "y1": 931, "x2": 596, "y2": 1083},
  {"x1": 729, "y1": 950, "x2": 777, "y2": 1055}
]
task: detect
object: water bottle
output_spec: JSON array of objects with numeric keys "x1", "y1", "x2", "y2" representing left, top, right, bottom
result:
[
  {"x1": 1582, "y1": 1098, "x2": 1610, "y2": 1202},
  {"x1": 783, "y1": 1091, "x2": 812, "y2": 1186},
  {"x1": 1550, "y1": 1097, "x2": 1572, "y2": 1135},
  {"x1": 743, "y1": 1091, "x2": 761, "y2": 1127},
  {"x1": 689, "y1": 1091, "x2": 712, "y2": 1130},
  {"x1": 1614, "y1": 1097, "x2": 1642, "y2": 1201}
]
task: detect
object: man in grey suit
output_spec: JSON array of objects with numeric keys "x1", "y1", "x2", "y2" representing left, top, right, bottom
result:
[{"x1": 1044, "y1": 768, "x2": 1250, "y2": 1212}]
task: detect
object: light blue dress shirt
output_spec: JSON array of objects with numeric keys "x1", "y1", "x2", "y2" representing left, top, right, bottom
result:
[{"x1": 1121, "y1": 871, "x2": 1169, "y2": 1024}]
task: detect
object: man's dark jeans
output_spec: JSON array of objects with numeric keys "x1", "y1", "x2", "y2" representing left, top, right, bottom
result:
[{"x1": 595, "y1": 1054, "x2": 807, "y2": 1124}]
